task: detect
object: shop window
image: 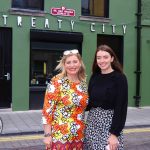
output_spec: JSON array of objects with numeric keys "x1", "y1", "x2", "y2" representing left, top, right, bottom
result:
[
  {"x1": 30, "y1": 50, "x2": 61, "y2": 86},
  {"x1": 81, "y1": 0, "x2": 109, "y2": 17},
  {"x1": 12, "y1": 0, "x2": 44, "y2": 11},
  {"x1": 30, "y1": 30, "x2": 83, "y2": 87}
]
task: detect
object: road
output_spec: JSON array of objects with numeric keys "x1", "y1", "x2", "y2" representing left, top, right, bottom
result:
[
  {"x1": 124, "y1": 128, "x2": 150, "y2": 150},
  {"x1": 0, "y1": 127, "x2": 150, "y2": 150}
]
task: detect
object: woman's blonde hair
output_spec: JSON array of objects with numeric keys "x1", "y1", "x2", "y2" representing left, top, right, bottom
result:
[{"x1": 55, "y1": 53, "x2": 86, "y2": 81}]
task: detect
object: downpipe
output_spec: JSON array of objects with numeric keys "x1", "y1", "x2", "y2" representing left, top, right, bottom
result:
[{"x1": 134, "y1": 0, "x2": 142, "y2": 107}]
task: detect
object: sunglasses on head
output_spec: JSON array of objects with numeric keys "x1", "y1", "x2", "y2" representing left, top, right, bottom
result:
[{"x1": 63, "y1": 49, "x2": 79, "y2": 56}]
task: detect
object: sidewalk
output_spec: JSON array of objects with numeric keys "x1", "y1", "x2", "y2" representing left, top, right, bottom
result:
[{"x1": 0, "y1": 107, "x2": 150, "y2": 135}]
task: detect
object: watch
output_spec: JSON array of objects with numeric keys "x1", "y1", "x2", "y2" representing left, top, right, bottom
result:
[{"x1": 44, "y1": 133, "x2": 51, "y2": 137}]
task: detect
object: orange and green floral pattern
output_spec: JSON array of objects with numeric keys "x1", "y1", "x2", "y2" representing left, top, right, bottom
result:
[{"x1": 42, "y1": 76, "x2": 88, "y2": 145}]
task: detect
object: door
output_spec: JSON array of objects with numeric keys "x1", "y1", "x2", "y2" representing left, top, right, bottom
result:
[
  {"x1": 97, "y1": 34, "x2": 123, "y2": 64},
  {"x1": 0, "y1": 28, "x2": 12, "y2": 108}
]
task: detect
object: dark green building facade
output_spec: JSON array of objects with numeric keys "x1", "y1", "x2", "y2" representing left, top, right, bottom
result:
[{"x1": 0, "y1": 0, "x2": 150, "y2": 111}]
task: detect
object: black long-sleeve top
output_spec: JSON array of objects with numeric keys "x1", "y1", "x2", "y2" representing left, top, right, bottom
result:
[{"x1": 87, "y1": 71, "x2": 128, "y2": 136}]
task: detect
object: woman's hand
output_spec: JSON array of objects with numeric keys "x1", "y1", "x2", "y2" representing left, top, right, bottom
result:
[
  {"x1": 107, "y1": 134, "x2": 119, "y2": 150},
  {"x1": 43, "y1": 136, "x2": 52, "y2": 150}
]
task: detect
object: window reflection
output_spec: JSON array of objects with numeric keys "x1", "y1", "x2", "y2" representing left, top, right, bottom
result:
[
  {"x1": 30, "y1": 50, "x2": 61, "y2": 86},
  {"x1": 12, "y1": 0, "x2": 44, "y2": 10},
  {"x1": 81, "y1": 0, "x2": 109, "y2": 17}
]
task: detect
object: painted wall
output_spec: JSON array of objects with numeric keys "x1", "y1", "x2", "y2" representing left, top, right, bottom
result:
[
  {"x1": 140, "y1": 0, "x2": 150, "y2": 106},
  {"x1": 1, "y1": 0, "x2": 150, "y2": 110},
  {"x1": 109, "y1": 0, "x2": 137, "y2": 106}
]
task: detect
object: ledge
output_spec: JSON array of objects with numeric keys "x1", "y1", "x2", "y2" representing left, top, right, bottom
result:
[
  {"x1": 30, "y1": 86, "x2": 46, "y2": 92},
  {"x1": 79, "y1": 15, "x2": 111, "y2": 23},
  {"x1": 9, "y1": 8, "x2": 46, "y2": 16}
]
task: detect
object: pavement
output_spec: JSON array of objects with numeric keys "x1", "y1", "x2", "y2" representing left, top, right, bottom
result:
[{"x1": 0, "y1": 107, "x2": 150, "y2": 136}]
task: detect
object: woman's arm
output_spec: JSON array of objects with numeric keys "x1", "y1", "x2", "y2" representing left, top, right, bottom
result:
[
  {"x1": 42, "y1": 77, "x2": 60, "y2": 148},
  {"x1": 109, "y1": 74, "x2": 128, "y2": 136},
  {"x1": 108, "y1": 74, "x2": 128, "y2": 150}
]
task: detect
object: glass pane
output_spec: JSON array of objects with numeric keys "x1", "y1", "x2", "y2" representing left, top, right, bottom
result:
[
  {"x1": 12, "y1": 0, "x2": 44, "y2": 10},
  {"x1": 82, "y1": 0, "x2": 106, "y2": 17},
  {"x1": 30, "y1": 50, "x2": 61, "y2": 86},
  {"x1": 27, "y1": 0, "x2": 44, "y2": 10},
  {"x1": 91, "y1": 0, "x2": 105, "y2": 16},
  {"x1": 12, "y1": 0, "x2": 27, "y2": 9},
  {"x1": 81, "y1": 0, "x2": 90, "y2": 15}
]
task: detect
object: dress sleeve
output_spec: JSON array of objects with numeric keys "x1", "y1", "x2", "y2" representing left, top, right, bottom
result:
[
  {"x1": 109, "y1": 74, "x2": 128, "y2": 136},
  {"x1": 42, "y1": 77, "x2": 60, "y2": 125}
]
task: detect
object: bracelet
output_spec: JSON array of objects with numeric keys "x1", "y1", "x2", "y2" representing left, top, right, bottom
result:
[{"x1": 44, "y1": 133, "x2": 51, "y2": 137}]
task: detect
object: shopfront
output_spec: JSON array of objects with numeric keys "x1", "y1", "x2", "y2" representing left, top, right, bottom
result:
[{"x1": 1, "y1": 0, "x2": 150, "y2": 111}]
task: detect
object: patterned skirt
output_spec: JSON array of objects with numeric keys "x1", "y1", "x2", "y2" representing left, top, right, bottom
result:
[
  {"x1": 84, "y1": 107, "x2": 124, "y2": 150},
  {"x1": 51, "y1": 141, "x2": 83, "y2": 150}
]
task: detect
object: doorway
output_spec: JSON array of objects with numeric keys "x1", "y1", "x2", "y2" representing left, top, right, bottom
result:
[
  {"x1": 97, "y1": 34, "x2": 124, "y2": 64},
  {"x1": 0, "y1": 28, "x2": 12, "y2": 108},
  {"x1": 29, "y1": 30, "x2": 83, "y2": 109}
]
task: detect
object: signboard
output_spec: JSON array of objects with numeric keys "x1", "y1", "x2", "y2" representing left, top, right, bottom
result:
[{"x1": 51, "y1": 6, "x2": 75, "y2": 17}]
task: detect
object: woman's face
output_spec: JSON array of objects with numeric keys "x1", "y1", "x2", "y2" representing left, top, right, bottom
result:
[
  {"x1": 64, "y1": 55, "x2": 81, "y2": 76},
  {"x1": 96, "y1": 50, "x2": 114, "y2": 73}
]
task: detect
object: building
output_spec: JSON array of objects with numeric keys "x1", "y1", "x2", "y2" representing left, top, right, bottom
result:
[{"x1": 0, "y1": 0, "x2": 150, "y2": 111}]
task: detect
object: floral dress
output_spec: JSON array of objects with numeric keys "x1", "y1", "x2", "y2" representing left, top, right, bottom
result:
[{"x1": 42, "y1": 76, "x2": 88, "y2": 150}]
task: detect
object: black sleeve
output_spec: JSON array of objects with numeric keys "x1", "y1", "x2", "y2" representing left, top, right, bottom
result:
[
  {"x1": 109, "y1": 74, "x2": 128, "y2": 136},
  {"x1": 85, "y1": 74, "x2": 95, "y2": 111}
]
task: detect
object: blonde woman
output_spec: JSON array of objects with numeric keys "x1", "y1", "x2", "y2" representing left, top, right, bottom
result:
[{"x1": 42, "y1": 49, "x2": 88, "y2": 150}]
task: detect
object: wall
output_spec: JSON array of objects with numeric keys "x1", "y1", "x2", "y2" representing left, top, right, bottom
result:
[
  {"x1": 141, "y1": 0, "x2": 150, "y2": 106},
  {"x1": 109, "y1": 0, "x2": 137, "y2": 106}
]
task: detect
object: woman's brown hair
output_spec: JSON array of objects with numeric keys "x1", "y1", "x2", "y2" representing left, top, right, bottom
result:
[{"x1": 92, "y1": 45, "x2": 123, "y2": 74}]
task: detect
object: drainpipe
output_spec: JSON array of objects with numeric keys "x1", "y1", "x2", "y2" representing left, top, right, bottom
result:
[{"x1": 134, "y1": 0, "x2": 142, "y2": 107}]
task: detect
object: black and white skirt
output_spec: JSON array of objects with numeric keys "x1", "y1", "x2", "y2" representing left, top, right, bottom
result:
[{"x1": 84, "y1": 107, "x2": 124, "y2": 150}]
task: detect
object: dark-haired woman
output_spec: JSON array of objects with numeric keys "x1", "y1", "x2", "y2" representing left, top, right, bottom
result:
[{"x1": 84, "y1": 45, "x2": 128, "y2": 150}]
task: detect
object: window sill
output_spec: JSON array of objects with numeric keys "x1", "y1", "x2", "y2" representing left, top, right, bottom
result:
[
  {"x1": 79, "y1": 15, "x2": 111, "y2": 23},
  {"x1": 9, "y1": 8, "x2": 46, "y2": 16},
  {"x1": 30, "y1": 86, "x2": 46, "y2": 91}
]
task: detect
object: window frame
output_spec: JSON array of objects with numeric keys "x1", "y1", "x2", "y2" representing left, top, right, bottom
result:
[{"x1": 81, "y1": 0, "x2": 109, "y2": 18}]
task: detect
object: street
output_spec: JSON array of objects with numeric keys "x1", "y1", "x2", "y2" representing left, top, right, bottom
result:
[
  {"x1": 124, "y1": 128, "x2": 150, "y2": 150},
  {"x1": 0, "y1": 127, "x2": 150, "y2": 150}
]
